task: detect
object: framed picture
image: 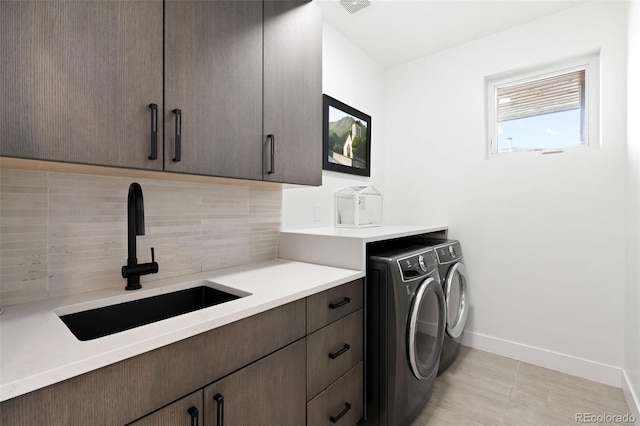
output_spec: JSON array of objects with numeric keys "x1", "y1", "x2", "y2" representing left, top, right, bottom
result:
[{"x1": 323, "y1": 94, "x2": 371, "y2": 177}]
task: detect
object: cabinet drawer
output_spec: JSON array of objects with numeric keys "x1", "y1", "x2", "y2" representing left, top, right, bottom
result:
[
  {"x1": 130, "y1": 391, "x2": 203, "y2": 426},
  {"x1": 307, "y1": 309, "x2": 363, "y2": 400},
  {"x1": 307, "y1": 278, "x2": 363, "y2": 334},
  {"x1": 307, "y1": 362, "x2": 363, "y2": 426}
]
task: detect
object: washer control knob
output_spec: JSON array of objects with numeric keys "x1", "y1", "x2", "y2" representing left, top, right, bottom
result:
[
  {"x1": 418, "y1": 255, "x2": 427, "y2": 272},
  {"x1": 449, "y1": 246, "x2": 455, "y2": 257}
]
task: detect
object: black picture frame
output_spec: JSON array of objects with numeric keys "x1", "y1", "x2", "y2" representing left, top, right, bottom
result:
[{"x1": 323, "y1": 94, "x2": 371, "y2": 177}]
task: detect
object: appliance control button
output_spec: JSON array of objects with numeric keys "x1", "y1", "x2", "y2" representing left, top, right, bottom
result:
[{"x1": 418, "y1": 255, "x2": 427, "y2": 272}]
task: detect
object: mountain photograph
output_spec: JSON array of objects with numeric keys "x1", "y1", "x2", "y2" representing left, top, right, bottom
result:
[{"x1": 327, "y1": 106, "x2": 367, "y2": 169}]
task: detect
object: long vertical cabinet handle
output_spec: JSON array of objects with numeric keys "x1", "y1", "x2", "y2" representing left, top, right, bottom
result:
[
  {"x1": 266, "y1": 134, "x2": 275, "y2": 174},
  {"x1": 173, "y1": 108, "x2": 182, "y2": 162},
  {"x1": 187, "y1": 406, "x2": 199, "y2": 426},
  {"x1": 148, "y1": 103, "x2": 158, "y2": 160},
  {"x1": 213, "y1": 393, "x2": 224, "y2": 426}
]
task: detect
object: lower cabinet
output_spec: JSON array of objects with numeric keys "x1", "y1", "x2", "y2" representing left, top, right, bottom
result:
[
  {"x1": 203, "y1": 339, "x2": 306, "y2": 426},
  {"x1": 0, "y1": 280, "x2": 364, "y2": 426},
  {"x1": 130, "y1": 339, "x2": 305, "y2": 426},
  {"x1": 0, "y1": 300, "x2": 306, "y2": 425},
  {"x1": 306, "y1": 280, "x2": 364, "y2": 425}
]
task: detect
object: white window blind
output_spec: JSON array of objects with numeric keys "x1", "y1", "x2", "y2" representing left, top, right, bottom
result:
[{"x1": 496, "y1": 69, "x2": 585, "y2": 122}]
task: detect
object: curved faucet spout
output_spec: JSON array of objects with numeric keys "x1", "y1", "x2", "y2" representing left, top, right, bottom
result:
[{"x1": 128, "y1": 182, "x2": 145, "y2": 237}]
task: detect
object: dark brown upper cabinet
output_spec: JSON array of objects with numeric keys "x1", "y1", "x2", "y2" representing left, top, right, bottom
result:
[
  {"x1": 164, "y1": 0, "x2": 263, "y2": 180},
  {"x1": 0, "y1": 0, "x2": 164, "y2": 171},
  {"x1": 1, "y1": 0, "x2": 322, "y2": 186},
  {"x1": 263, "y1": 0, "x2": 322, "y2": 186}
]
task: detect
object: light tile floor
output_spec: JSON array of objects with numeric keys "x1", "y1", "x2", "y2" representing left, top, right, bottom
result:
[{"x1": 412, "y1": 346, "x2": 634, "y2": 425}]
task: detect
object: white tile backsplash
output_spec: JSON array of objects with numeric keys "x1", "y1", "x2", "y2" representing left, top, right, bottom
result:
[
  {"x1": 249, "y1": 187, "x2": 282, "y2": 263},
  {"x1": 0, "y1": 168, "x2": 282, "y2": 307},
  {"x1": 0, "y1": 169, "x2": 49, "y2": 305}
]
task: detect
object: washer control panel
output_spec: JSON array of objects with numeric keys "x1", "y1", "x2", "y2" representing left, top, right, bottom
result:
[
  {"x1": 398, "y1": 250, "x2": 438, "y2": 280},
  {"x1": 434, "y1": 242, "x2": 463, "y2": 264}
]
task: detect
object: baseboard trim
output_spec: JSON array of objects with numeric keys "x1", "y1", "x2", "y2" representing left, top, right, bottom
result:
[
  {"x1": 462, "y1": 330, "x2": 622, "y2": 387},
  {"x1": 622, "y1": 370, "x2": 640, "y2": 419}
]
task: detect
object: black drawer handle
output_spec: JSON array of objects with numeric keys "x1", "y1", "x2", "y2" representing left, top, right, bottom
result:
[
  {"x1": 328, "y1": 343, "x2": 350, "y2": 359},
  {"x1": 330, "y1": 402, "x2": 352, "y2": 423},
  {"x1": 214, "y1": 393, "x2": 224, "y2": 426},
  {"x1": 148, "y1": 103, "x2": 158, "y2": 160},
  {"x1": 187, "y1": 406, "x2": 199, "y2": 426},
  {"x1": 173, "y1": 108, "x2": 182, "y2": 162},
  {"x1": 329, "y1": 297, "x2": 350, "y2": 310}
]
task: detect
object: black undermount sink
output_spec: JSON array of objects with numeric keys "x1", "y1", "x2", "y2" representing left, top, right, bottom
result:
[{"x1": 59, "y1": 286, "x2": 242, "y2": 341}]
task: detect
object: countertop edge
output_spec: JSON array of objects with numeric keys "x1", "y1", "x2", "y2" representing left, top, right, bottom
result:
[{"x1": 279, "y1": 224, "x2": 448, "y2": 242}]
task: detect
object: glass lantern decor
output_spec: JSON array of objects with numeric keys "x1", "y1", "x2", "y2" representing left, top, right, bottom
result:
[{"x1": 334, "y1": 186, "x2": 383, "y2": 228}]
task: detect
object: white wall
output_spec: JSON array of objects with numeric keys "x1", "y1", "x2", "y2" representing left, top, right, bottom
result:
[
  {"x1": 282, "y1": 20, "x2": 386, "y2": 230},
  {"x1": 384, "y1": 2, "x2": 628, "y2": 385},
  {"x1": 625, "y1": 0, "x2": 640, "y2": 415}
]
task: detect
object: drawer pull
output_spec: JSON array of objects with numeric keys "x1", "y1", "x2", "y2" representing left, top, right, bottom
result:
[
  {"x1": 328, "y1": 343, "x2": 350, "y2": 359},
  {"x1": 187, "y1": 406, "x2": 199, "y2": 426},
  {"x1": 213, "y1": 393, "x2": 224, "y2": 426},
  {"x1": 330, "y1": 402, "x2": 352, "y2": 423},
  {"x1": 329, "y1": 297, "x2": 351, "y2": 310}
]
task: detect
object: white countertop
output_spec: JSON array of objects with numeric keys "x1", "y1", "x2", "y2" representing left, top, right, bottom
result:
[
  {"x1": 0, "y1": 260, "x2": 363, "y2": 402},
  {"x1": 279, "y1": 225, "x2": 448, "y2": 271}
]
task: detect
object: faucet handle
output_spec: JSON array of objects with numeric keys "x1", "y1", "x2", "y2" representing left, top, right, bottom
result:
[{"x1": 148, "y1": 247, "x2": 159, "y2": 275}]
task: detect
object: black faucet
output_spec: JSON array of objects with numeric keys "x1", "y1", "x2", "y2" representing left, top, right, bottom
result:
[{"x1": 121, "y1": 183, "x2": 158, "y2": 290}]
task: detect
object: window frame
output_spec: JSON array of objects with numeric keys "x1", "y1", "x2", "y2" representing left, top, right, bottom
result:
[{"x1": 485, "y1": 53, "x2": 600, "y2": 158}]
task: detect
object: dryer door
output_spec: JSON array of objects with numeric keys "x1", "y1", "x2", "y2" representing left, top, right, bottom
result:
[
  {"x1": 444, "y1": 262, "x2": 469, "y2": 339},
  {"x1": 407, "y1": 277, "x2": 446, "y2": 380}
]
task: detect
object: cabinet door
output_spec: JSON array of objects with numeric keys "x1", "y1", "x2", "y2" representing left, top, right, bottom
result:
[
  {"x1": 0, "y1": 0, "x2": 163, "y2": 170},
  {"x1": 203, "y1": 339, "x2": 306, "y2": 426},
  {"x1": 263, "y1": 0, "x2": 322, "y2": 186},
  {"x1": 130, "y1": 391, "x2": 203, "y2": 426},
  {"x1": 164, "y1": 0, "x2": 263, "y2": 180}
]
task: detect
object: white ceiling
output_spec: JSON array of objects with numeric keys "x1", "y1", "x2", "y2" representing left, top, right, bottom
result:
[{"x1": 314, "y1": 0, "x2": 588, "y2": 68}]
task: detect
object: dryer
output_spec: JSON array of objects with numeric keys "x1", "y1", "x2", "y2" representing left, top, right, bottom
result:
[
  {"x1": 419, "y1": 239, "x2": 469, "y2": 374},
  {"x1": 365, "y1": 245, "x2": 446, "y2": 426}
]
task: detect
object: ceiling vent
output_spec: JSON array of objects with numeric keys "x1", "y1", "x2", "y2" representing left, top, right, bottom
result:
[{"x1": 338, "y1": 0, "x2": 372, "y2": 15}]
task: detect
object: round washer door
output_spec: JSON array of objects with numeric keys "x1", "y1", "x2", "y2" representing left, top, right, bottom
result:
[
  {"x1": 407, "y1": 277, "x2": 446, "y2": 380},
  {"x1": 444, "y1": 262, "x2": 469, "y2": 339}
]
